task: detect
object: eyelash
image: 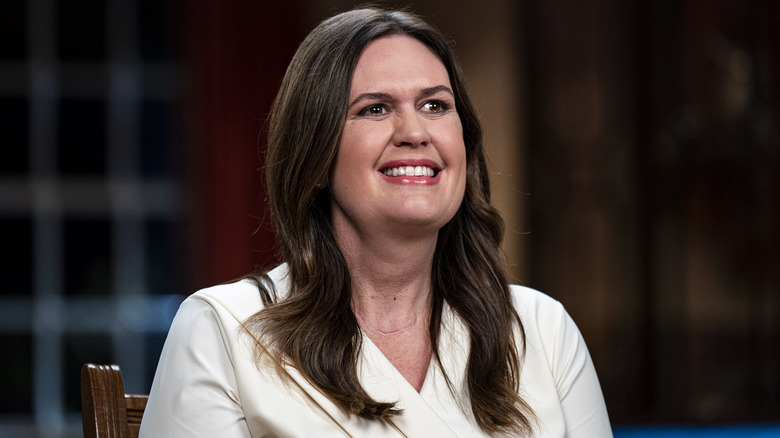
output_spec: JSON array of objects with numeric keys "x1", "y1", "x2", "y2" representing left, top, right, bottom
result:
[{"x1": 357, "y1": 100, "x2": 451, "y2": 117}]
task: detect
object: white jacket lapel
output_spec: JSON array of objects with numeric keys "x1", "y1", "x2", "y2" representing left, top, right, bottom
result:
[{"x1": 357, "y1": 329, "x2": 463, "y2": 437}]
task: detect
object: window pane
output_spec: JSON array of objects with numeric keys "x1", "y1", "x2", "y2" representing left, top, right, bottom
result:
[
  {"x1": 141, "y1": 100, "x2": 176, "y2": 176},
  {"x1": 0, "y1": 98, "x2": 29, "y2": 175},
  {"x1": 58, "y1": 98, "x2": 106, "y2": 176},
  {"x1": 63, "y1": 218, "x2": 111, "y2": 296},
  {"x1": 0, "y1": 335, "x2": 32, "y2": 413},
  {"x1": 0, "y1": 0, "x2": 27, "y2": 60},
  {"x1": 0, "y1": 218, "x2": 32, "y2": 296},
  {"x1": 139, "y1": 0, "x2": 175, "y2": 62},
  {"x1": 56, "y1": 0, "x2": 106, "y2": 62}
]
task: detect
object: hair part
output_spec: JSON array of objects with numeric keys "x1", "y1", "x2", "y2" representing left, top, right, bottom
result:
[{"x1": 248, "y1": 6, "x2": 536, "y2": 435}]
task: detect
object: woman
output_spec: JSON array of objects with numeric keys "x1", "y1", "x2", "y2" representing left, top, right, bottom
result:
[{"x1": 140, "y1": 7, "x2": 612, "y2": 437}]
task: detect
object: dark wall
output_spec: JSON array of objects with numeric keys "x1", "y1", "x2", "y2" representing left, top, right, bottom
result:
[{"x1": 522, "y1": 0, "x2": 780, "y2": 424}]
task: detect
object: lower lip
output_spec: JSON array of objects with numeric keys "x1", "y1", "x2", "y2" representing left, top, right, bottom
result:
[{"x1": 379, "y1": 172, "x2": 441, "y2": 185}]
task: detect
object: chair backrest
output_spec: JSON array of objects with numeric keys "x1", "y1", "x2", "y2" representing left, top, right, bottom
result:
[{"x1": 81, "y1": 363, "x2": 149, "y2": 438}]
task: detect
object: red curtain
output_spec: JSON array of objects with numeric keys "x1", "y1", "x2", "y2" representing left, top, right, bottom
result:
[{"x1": 182, "y1": 1, "x2": 302, "y2": 289}]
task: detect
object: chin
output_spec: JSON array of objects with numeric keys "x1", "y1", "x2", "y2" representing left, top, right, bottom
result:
[{"x1": 391, "y1": 213, "x2": 454, "y2": 231}]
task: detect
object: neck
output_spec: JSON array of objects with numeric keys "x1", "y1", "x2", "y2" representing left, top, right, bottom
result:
[
  {"x1": 355, "y1": 312, "x2": 420, "y2": 336},
  {"x1": 334, "y1": 217, "x2": 437, "y2": 333}
]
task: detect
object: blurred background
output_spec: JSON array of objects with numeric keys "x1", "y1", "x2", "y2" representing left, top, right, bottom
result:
[{"x1": 0, "y1": 0, "x2": 777, "y2": 436}]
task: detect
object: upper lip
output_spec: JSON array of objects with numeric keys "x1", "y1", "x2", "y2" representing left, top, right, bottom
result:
[{"x1": 378, "y1": 159, "x2": 441, "y2": 172}]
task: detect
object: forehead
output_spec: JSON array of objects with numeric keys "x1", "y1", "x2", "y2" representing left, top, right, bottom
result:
[{"x1": 349, "y1": 35, "x2": 451, "y2": 95}]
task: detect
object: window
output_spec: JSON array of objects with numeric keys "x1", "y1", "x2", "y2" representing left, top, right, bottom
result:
[{"x1": 0, "y1": 1, "x2": 183, "y2": 435}]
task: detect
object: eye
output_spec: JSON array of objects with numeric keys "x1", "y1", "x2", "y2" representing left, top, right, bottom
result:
[
  {"x1": 422, "y1": 100, "x2": 449, "y2": 113},
  {"x1": 358, "y1": 104, "x2": 388, "y2": 117}
]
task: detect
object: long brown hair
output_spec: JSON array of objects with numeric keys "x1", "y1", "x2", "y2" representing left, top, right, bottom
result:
[{"x1": 248, "y1": 7, "x2": 536, "y2": 435}]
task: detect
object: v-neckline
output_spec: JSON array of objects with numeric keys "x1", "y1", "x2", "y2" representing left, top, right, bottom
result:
[{"x1": 356, "y1": 329, "x2": 460, "y2": 436}]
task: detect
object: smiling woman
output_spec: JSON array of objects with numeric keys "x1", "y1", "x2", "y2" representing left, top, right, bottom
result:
[
  {"x1": 138, "y1": 7, "x2": 612, "y2": 438},
  {"x1": 332, "y1": 35, "x2": 466, "y2": 240}
]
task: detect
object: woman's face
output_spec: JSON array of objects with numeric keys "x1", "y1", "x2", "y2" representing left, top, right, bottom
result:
[{"x1": 329, "y1": 35, "x2": 466, "y2": 240}]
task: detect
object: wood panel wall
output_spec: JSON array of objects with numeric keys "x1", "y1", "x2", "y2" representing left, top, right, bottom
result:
[{"x1": 523, "y1": 0, "x2": 780, "y2": 423}]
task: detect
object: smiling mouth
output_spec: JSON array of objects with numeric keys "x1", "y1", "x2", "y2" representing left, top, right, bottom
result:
[{"x1": 380, "y1": 165, "x2": 439, "y2": 177}]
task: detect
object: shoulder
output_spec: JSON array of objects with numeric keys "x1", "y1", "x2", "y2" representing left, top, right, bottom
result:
[
  {"x1": 506, "y1": 286, "x2": 612, "y2": 435},
  {"x1": 187, "y1": 280, "x2": 262, "y2": 321},
  {"x1": 181, "y1": 264, "x2": 291, "y2": 327},
  {"x1": 507, "y1": 284, "x2": 583, "y2": 356},
  {"x1": 508, "y1": 284, "x2": 567, "y2": 329}
]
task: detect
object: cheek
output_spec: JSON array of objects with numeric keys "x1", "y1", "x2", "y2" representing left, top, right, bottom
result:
[
  {"x1": 331, "y1": 128, "x2": 378, "y2": 187},
  {"x1": 453, "y1": 138, "x2": 468, "y2": 199},
  {"x1": 435, "y1": 118, "x2": 466, "y2": 159},
  {"x1": 446, "y1": 136, "x2": 467, "y2": 175},
  {"x1": 333, "y1": 127, "x2": 363, "y2": 173}
]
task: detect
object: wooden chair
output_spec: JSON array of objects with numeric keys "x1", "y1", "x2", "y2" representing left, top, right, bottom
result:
[{"x1": 81, "y1": 363, "x2": 149, "y2": 438}]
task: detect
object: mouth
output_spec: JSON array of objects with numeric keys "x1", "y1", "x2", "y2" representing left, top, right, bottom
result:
[{"x1": 380, "y1": 165, "x2": 439, "y2": 177}]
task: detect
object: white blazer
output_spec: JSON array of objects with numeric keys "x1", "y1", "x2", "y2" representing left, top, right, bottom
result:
[{"x1": 139, "y1": 264, "x2": 612, "y2": 437}]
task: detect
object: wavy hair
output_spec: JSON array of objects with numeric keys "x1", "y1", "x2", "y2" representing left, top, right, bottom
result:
[{"x1": 247, "y1": 7, "x2": 535, "y2": 435}]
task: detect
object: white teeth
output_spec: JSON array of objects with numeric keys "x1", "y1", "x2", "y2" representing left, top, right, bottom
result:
[{"x1": 382, "y1": 166, "x2": 436, "y2": 177}]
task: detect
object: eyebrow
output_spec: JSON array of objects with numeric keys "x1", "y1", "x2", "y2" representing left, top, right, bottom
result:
[{"x1": 348, "y1": 85, "x2": 455, "y2": 108}]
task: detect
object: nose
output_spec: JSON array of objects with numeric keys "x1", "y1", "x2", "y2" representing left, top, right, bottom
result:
[{"x1": 392, "y1": 109, "x2": 430, "y2": 147}]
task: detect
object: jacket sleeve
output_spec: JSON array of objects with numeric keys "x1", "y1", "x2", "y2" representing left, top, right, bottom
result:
[
  {"x1": 139, "y1": 296, "x2": 252, "y2": 438},
  {"x1": 550, "y1": 304, "x2": 613, "y2": 437}
]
